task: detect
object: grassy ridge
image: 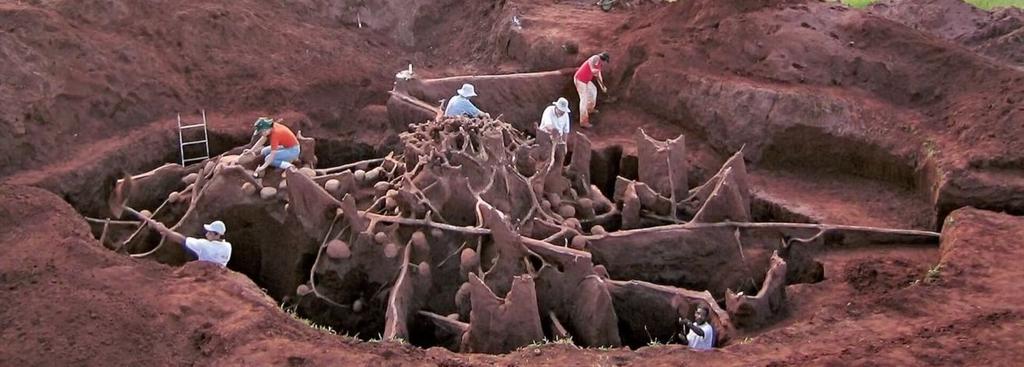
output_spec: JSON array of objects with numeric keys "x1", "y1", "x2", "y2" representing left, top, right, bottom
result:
[{"x1": 841, "y1": 0, "x2": 1024, "y2": 9}]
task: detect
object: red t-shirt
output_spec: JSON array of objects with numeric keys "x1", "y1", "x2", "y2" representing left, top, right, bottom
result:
[
  {"x1": 574, "y1": 58, "x2": 602, "y2": 83},
  {"x1": 269, "y1": 123, "x2": 299, "y2": 150}
]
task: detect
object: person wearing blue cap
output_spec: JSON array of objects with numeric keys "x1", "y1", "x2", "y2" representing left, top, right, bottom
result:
[
  {"x1": 539, "y1": 97, "x2": 572, "y2": 139},
  {"x1": 443, "y1": 83, "x2": 490, "y2": 118},
  {"x1": 146, "y1": 220, "x2": 233, "y2": 267}
]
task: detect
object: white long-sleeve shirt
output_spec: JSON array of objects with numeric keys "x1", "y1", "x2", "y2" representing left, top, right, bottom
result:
[
  {"x1": 539, "y1": 106, "x2": 570, "y2": 137},
  {"x1": 686, "y1": 322, "x2": 715, "y2": 351},
  {"x1": 184, "y1": 237, "x2": 232, "y2": 266}
]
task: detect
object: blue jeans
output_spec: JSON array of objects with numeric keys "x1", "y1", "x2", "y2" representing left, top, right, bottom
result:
[{"x1": 261, "y1": 145, "x2": 301, "y2": 169}]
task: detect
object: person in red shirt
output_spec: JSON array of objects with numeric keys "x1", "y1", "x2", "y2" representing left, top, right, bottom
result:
[
  {"x1": 574, "y1": 52, "x2": 609, "y2": 128},
  {"x1": 243, "y1": 117, "x2": 301, "y2": 178}
]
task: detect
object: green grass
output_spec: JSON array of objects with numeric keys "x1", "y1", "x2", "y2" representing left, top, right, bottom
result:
[
  {"x1": 841, "y1": 0, "x2": 876, "y2": 7},
  {"x1": 971, "y1": 0, "x2": 1024, "y2": 9},
  {"x1": 838, "y1": 0, "x2": 1024, "y2": 10}
]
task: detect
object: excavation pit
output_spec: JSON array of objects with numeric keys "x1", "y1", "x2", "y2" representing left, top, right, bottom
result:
[
  {"x1": 76, "y1": 115, "x2": 939, "y2": 353},
  {"x1": 5, "y1": 0, "x2": 1024, "y2": 364}
]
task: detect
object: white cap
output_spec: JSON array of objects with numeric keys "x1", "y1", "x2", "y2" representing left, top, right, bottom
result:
[
  {"x1": 553, "y1": 97, "x2": 570, "y2": 113},
  {"x1": 457, "y1": 83, "x2": 477, "y2": 98},
  {"x1": 203, "y1": 220, "x2": 227, "y2": 235}
]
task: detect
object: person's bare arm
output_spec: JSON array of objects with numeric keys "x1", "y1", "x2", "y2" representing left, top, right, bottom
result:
[
  {"x1": 147, "y1": 221, "x2": 187, "y2": 245},
  {"x1": 595, "y1": 70, "x2": 608, "y2": 92},
  {"x1": 243, "y1": 135, "x2": 267, "y2": 156},
  {"x1": 676, "y1": 318, "x2": 691, "y2": 344},
  {"x1": 679, "y1": 318, "x2": 705, "y2": 337}
]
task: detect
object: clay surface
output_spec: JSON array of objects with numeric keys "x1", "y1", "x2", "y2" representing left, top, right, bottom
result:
[{"x1": 3, "y1": 0, "x2": 1024, "y2": 365}]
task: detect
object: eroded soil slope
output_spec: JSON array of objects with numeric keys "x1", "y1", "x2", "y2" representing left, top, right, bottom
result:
[
  {"x1": 0, "y1": 184, "x2": 456, "y2": 366},
  {"x1": 3, "y1": 184, "x2": 1022, "y2": 366},
  {"x1": 3, "y1": 0, "x2": 1024, "y2": 366},
  {"x1": 871, "y1": 0, "x2": 1024, "y2": 65},
  {"x1": 0, "y1": 1, "x2": 400, "y2": 177},
  {"x1": 599, "y1": 0, "x2": 1024, "y2": 224}
]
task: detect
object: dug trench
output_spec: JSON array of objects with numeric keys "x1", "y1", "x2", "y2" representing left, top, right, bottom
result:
[{"x1": 36, "y1": 68, "x2": 950, "y2": 354}]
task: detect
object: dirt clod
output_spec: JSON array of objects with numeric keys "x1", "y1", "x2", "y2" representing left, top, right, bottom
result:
[
  {"x1": 384, "y1": 243, "x2": 399, "y2": 258},
  {"x1": 241, "y1": 182, "x2": 257, "y2": 196},
  {"x1": 570, "y1": 236, "x2": 587, "y2": 250},
  {"x1": 558, "y1": 205, "x2": 576, "y2": 218},
  {"x1": 373, "y1": 181, "x2": 391, "y2": 196},
  {"x1": 326, "y1": 240, "x2": 352, "y2": 259},
  {"x1": 325, "y1": 179, "x2": 341, "y2": 193}
]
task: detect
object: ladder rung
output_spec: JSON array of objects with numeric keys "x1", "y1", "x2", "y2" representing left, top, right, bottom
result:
[
  {"x1": 182, "y1": 140, "x2": 208, "y2": 146},
  {"x1": 180, "y1": 123, "x2": 206, "y2": 129},
  {"x1": 183, "y1": 156, "x2": 209, "y2": 163}
]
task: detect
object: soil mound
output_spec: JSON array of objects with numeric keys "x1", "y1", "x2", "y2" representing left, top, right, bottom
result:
[
  {"x1": 0, "y1": 1, "x2": 399, "y2": 177},
  {"x1": 843, "y1": 257, "x2": 924, "y2": 293},
  {"x1": 871, "y1": 0, "x2": 1024, "y2": 65},
  {"x1": 590, "y1": 0, "x2": 1024, "y2": 226},
  {"x1": 0, "y1": 183, "x2": 452, "y2": 366}
]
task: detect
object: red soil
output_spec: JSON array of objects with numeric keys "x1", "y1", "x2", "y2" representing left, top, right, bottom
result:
[
  {"x1": 871, "y1": 0, "x2": 1024, "y2": 65},
  {"x1": 0, "y1": 1, "x2": 404, "y2": 177},
  {"x1": 3, "y1": 0, "x2": 1024, "y2": 365},
  {"x1": 4, "y1": 185, "x2": 1023, "y2": 366}
]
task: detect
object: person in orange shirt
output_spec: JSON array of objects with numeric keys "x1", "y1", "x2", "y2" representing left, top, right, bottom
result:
[{"x1": 244, "y1": 117, "x2": 301, "y2": 178}]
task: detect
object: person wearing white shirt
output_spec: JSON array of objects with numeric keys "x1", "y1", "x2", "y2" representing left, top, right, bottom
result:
[
  {"x1": 677, "y1": 305, "x2": 716, "y2": 351},
  {"x1": 147, "y1": 220, "x2": 232, "y2": 267},
  {"x1": 539, "y1": 97, "x2": 572, "y2": 139},
  {"x1": 444, "y1": 83, "x2": 490, "y2": 118}
]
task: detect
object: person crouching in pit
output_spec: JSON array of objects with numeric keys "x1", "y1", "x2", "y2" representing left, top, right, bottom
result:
[
  {"x1": 244, "y1": 117, "x2": 301, "y2": 178},
  {"x1": 677, "y1": 305, "x2": 716, "y2": 351},
  {"x1": 444, "y1": 83, "x2": 490, "y2": 118},
  {"x1": 146, "y1": 220, "x2": 232, "y2": 267}
]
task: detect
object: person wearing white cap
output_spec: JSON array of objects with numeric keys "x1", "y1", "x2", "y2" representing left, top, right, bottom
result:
[
  {"x1": 443, "y1": 83, "x2": 490, "y2": 118},
  {"x1": 146, "y1": 220, "x2": 233, "y2": 267},
  {"x1": 539, "y1": 97, "x2": 572, "y2": 139}
]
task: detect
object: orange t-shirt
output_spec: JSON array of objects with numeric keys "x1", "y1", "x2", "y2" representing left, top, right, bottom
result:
[{"x1": 269, "y1": 123, "x2": 298, "y2": 150}]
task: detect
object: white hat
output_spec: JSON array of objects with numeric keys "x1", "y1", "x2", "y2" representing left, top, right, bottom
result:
[
  {"x1": 457, "y1": 83, "x2": 477, "y2": 98},
  {"x1": 203, "y1": 220, "x2": 227, "y2": 235},
  {"x1": 553, "y1": 97, "x2": 571, "y2": 113}
]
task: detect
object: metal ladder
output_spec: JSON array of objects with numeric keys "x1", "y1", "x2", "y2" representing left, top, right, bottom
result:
[{"x1": 178, "y1": 110, "x2": 210, "y2": 166}]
